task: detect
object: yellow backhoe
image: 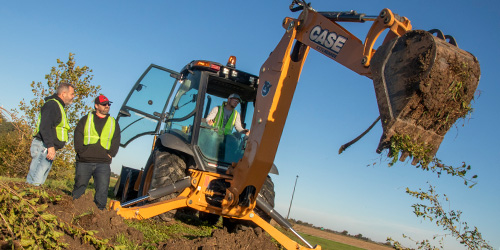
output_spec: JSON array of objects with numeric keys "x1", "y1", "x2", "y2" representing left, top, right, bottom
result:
[{"x1": 109, "y1": 1, "x2": 480, "y2": 249}]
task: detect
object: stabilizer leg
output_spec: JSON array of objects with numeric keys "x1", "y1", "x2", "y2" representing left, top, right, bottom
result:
[
  {"x1": 243, "y1": 211, "x2": 321, "y2": 250},
  {"x1": 109, "y1": 188, "x2": 191, "y2": 220}
]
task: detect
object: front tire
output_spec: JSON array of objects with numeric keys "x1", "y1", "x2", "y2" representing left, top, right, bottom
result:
[{"x1": 149, "y1": 148, "x2": 187, "y2": 221}]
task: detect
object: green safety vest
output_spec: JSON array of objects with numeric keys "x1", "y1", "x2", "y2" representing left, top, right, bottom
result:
[
  {"x1": 83, "y1": 113, "x2": 116, "y2": 150},
  {"x1": 34, "y1": 98, "x2": 70, "y2": 142},
  {"x1": 213, "y1": 105, "x2": 238, "y2": 135}
]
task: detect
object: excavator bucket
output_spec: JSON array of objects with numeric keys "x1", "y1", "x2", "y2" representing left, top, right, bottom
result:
[{"x1": 370, "y1": 30, "x2": 480, "y2": 164}]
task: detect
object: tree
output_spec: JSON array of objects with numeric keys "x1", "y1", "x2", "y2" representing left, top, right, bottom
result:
[
  {"x1": 0, "y1": 108, "x2": 32, "y2": 177},
  {"x1": 11, "y1": 53, "x2": 101, "y2": 179}
]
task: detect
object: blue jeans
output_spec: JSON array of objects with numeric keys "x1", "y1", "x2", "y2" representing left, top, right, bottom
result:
[
  {"x1": 26, "y1": 138, "x2": 53, "y2": 186},
  {"x1": 72, "y1": 162, "x2": 111, "y2": 210}
]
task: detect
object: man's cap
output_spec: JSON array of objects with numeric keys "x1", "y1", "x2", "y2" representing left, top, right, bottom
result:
[
  {"x1": 95, "y1": 95, "x2": 113, "y2": 105},
  {"x1": 228, "y1": 93, "x2": 242, "y2": 102}
]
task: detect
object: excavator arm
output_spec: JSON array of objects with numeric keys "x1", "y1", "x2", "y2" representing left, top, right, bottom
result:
[{"x1": 226, "y1": 0, "x2": 480, "y2": 219}]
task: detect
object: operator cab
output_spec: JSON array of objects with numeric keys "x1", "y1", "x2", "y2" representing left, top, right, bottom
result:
[{"x1": 117, "y1": 57, "x2": 258, "y2": 172}]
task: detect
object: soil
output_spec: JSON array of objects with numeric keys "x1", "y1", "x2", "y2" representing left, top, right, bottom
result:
[
  {"x1": 2, "y1": 182, "x2": 393, "y2": 249},
  {"x1": 26, "y1": 184, "x2": 279, "y2": 249}
]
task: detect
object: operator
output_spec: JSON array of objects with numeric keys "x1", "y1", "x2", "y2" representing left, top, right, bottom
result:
[
  {"x1": 72, "y1": 94, "x2": 121, "y2": 210},
  {"x1": 206, "y1": 93, "x2": 250, "y2": 136},
  {"x1": 26, "y1": 81, "x2": 76, "y2": 186}
]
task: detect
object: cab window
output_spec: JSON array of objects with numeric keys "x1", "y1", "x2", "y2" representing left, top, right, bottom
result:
[
  {"x1": 198, "y1": 91, "x2": 254, "y2": 164},
  {"x1": 165, "y1": 72, "x2": 200, "y2": 141}
]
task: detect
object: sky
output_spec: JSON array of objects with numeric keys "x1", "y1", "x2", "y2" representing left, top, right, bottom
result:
[{"x1": 1, "y1": 1, "x2": 499, "y2": 249}]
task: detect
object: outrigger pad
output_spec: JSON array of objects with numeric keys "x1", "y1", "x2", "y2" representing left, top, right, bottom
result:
[{"x1": 370, "y1": 30, "x2": 480, "y2": 164}]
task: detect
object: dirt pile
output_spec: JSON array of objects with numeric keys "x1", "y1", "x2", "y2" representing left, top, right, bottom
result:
[
  {"x1": 157, "y1": 227, "x2": 278, "y2": 250},
  {"x1": 41, "y1": 191, "x2": 138, "y2": 249},
  {"x1": 36, "y1": 185, "x2": 278, "y2": 249}
]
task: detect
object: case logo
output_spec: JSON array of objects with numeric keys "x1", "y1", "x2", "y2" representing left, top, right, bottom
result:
[{"x1": 309, "y1": 25, "x2": 348, "y2": 58}]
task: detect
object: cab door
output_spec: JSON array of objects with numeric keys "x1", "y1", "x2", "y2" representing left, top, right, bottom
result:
[{"x1": 117, "y1": 64, "x2": 179, "y2": 147}]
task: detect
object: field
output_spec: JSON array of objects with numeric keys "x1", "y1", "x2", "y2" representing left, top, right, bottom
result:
[
  {"x1": 0, "y1": 178, "x2": 393, "y2": 249},
  {"x1": 292, "y1": 224, "x2": 392, "y2": 250}
]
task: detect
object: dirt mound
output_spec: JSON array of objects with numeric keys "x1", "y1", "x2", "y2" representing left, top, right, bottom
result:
[
  {"x1": 43, "y1": 190, "x2": 142, "y2": 249},
  {"x1": 41, "y1": 186, "x2": 278, "y2": 249},
  {"x1": 157, "y1": 227, "x2": 278, "y2": 250}
]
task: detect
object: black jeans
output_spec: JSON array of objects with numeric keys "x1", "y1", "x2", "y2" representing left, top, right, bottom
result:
[{"x1": 72, "y1": 162, "x2": 111, "y2": 210}]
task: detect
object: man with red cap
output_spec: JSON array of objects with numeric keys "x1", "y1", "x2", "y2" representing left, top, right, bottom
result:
[{"x1": 72, "y1": 94, "x2": 121, "y2": 210}]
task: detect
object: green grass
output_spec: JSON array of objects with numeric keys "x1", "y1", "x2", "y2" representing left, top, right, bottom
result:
[
  {"x1": 299, "y1": 233, "x2": 365, "y2": 250},
  {"x1": 118, "y1": 217, "x2": 216, "y2": 249}
]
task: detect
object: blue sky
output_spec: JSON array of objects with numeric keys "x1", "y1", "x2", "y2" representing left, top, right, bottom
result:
[{"x1": 1, "y1": 1, "x2": 499, "y2": 248}]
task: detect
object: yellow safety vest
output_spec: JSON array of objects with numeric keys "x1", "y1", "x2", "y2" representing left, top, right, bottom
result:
[
  {"x1": 213, "y1": 105, "x2": 237, "y2": 135},
  {"x1": 83, "y1": 113, "x2": 116, "y2": 150},
  {"x1": 34, "y1": 98, "x2": 70, "y2": 142}
]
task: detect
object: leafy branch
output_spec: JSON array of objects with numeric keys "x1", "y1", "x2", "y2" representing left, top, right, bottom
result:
[
  {"x1": 388, "y1": 134, "x2": 478, "y2": 188},
  {"x1": 387, "y1": 184, "x2": 493, "y2": 250}
]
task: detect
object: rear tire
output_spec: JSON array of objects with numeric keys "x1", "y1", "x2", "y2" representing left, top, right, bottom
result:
[{"x1": 255, "y1": 175, "x2": 275, "y2": 222}]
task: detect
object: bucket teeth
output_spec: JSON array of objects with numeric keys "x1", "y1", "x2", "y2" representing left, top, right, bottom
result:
[{"x1": 399, "y1": 151, "x2": 410, "y2": 162}]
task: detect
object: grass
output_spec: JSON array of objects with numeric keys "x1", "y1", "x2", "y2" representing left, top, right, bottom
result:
[
  {"x1": 299, "y1": 233, "x2": 365, "y2": 250},
  {"x1": 276, "y1": 226, "x2": 365, "y2": 250}
]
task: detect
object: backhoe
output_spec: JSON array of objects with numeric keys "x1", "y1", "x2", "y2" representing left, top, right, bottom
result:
[{"x1": 110, "y1": 1, "x2": 480, "y2": 249}]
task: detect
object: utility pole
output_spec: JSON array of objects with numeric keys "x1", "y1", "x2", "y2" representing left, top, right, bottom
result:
[{"x1": 286, "y1": 175, "x2": 299, "y2": 219}]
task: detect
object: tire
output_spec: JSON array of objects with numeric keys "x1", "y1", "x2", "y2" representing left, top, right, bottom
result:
[
  {"x1": 223, "y1": 175, "x2": 275, "y2": 232},
  {"x1": 255, "y1": 175, "x2": 275, "y2": 223},
  {"x1": 149, "y1": 148, "x2": 187, "y2": 221}
]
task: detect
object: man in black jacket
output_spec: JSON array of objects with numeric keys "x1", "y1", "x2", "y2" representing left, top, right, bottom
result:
[
  {"x1": 26, "y1": 82, "x2": 75, "y2": 186},
  {"x1": 72, "y1": 94, "x2": 121, "y2": 210}
]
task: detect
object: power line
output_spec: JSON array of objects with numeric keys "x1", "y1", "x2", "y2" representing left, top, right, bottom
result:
[{"x1": 286, "y1": 175, "x2": 299, "y2": 220}]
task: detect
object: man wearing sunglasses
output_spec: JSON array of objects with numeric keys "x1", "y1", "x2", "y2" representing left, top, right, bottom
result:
[{"x1": 72, "y1": 94, "x2": 121, "y2": 210}]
